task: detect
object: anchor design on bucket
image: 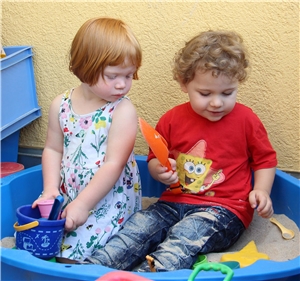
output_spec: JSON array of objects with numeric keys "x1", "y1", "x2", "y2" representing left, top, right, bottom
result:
[{"x1": 41, "y1": 235, "x2": 50, "y2": 247}]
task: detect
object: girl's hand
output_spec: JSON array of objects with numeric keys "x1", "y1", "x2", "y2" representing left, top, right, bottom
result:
[
  {"x1": 249, "y1": 189, "x2": 274, "y2": 218},
  {"x1": 61, "y1": 198, "x2": 90, "y2": 232},
  {"x1": 32, "y1": 190, "x2": 60, "y2": 208}
]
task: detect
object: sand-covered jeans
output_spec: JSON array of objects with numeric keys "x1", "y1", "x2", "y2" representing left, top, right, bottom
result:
[{"x1": 85, "y1": 201, "x2": 245, "y2": 272}]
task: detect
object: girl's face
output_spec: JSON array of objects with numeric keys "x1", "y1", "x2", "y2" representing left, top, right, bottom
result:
[
  {"x1": 90, "y1": 61, "x2": 136, "y2": 102},
  {"x1": 180, "y1": 70, "x2": 238, "y2": 122}
]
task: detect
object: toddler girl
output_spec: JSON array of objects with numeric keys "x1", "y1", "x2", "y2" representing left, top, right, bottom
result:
[{"x1": 33, "y1": 17, "x2": 142, "y2": 260}]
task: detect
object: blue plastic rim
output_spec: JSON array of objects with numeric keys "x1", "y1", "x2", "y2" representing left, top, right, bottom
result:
[{"x1": 15, "y1": 205, "x2": 65, "y2": 259}]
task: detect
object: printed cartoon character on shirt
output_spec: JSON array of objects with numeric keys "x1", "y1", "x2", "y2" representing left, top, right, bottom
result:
[{"x1": 174, "y1": 140, "x2": 225, "y2": 195}]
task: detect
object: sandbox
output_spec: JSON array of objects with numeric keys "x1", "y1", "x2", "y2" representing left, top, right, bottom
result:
[{"x1": 1, "y1": 155, "x2": 299, "y2": 281}]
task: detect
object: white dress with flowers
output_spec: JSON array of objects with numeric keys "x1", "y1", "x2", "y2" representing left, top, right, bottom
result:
[{"x1": 58, "y1": 89, "x2": 141, "y2": 260}]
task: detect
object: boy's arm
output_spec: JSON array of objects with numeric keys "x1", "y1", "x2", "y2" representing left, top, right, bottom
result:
[{"x1": 249, "y1": 167, "x2": 276, "y2": 218}]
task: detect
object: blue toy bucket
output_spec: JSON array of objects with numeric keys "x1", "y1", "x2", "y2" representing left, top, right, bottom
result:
[{"x1": 14, "y1": 205, "x2": 65, "y2": 259}]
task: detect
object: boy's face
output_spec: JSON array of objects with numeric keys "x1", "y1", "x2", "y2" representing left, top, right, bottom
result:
[{"x1": 180, "y1": 70, "x2": 238, "y2": 122}]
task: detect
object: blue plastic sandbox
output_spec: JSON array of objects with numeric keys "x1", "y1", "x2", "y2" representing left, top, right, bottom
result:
[{"x1": 1, "y1": 155, "x2": 299, "y2": 281}]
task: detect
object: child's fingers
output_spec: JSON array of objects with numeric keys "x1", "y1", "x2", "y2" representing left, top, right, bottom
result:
[
  {"x1": 157, "y1": 164, "x2": 168, "y2": 173},
  {"x1": 31, "y1": 200, "x2": 38, "y2": 208},
  {"x1": 257, "y1": 200, "x2": 273, "y2": 218},
  {"x1": 64, "y1": 216, "x2": 76, "y2": 232},
  {"x1": 168, "y1": 158, "x2": 177, "y2": 170},
  {"x1": 248, "y1": 192, "x2": 258, "y2": 209},
  {"x1": 31, "y1": 197, "x2": 45, "y2": 208}
]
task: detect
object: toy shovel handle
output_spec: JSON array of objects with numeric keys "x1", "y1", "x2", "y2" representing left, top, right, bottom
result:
[
  {"x1": 163, "y1": 159, "x2": 182, "y2": 194},
  {"x1": 188, "y1": 263, "x2": 234, "y2": 281},
  {"x1": 48, "y1": 195, "x2": 64, "y2": 220}
]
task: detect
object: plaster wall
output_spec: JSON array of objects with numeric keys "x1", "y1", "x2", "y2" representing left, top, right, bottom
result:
[{"x1": 2, "y1": 1, "x2": 299, "y2": 172}]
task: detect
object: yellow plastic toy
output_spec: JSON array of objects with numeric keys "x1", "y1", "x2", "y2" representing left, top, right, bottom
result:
[
  {"x1": 1, "y1": 45, "x2": 6, "y2": 58},
  {"x1": 220, "y1": 240, "x2": 269, "y2": 268}
]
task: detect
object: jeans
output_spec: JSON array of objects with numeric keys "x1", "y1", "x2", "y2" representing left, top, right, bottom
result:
[{"x1": 85, "y1": 201, "x2": 245, "y2": 272}]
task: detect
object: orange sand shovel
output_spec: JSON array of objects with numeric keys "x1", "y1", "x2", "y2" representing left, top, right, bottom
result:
[{"x1": 139, "y1": 117, "x2": 182, "y2": 194}]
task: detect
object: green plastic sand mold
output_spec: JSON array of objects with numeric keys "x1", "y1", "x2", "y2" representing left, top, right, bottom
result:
[{"x1": 188, "y1": 262, "x2": 234, "y2": 281}]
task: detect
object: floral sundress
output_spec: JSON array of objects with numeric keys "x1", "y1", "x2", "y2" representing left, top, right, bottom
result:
[{"x1": 58, "y1": 89, "x2": 141, "y2": 260}]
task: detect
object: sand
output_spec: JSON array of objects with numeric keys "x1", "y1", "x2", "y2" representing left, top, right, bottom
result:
[
  {"x1": 141, "y1": 197, "x2": 300, "y2": 263},
  {"x1": 1, "y1": 197, "x2": 299, "y2": 264}
]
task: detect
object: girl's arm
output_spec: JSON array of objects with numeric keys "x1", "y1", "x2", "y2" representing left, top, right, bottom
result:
[
  {"x1": 32, "y1": 95, "x2": 64, "y2": 207},
  {"x1": 62, "y1": 98, "x2": 137, "y2": 231},
  {"x1": 249, "y1": 167, "x2": 276, "y2": 218}
]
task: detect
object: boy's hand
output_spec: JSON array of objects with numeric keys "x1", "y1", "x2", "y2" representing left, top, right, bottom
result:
[
  {"x1": 151, "y1": 158, "x2": 179, "y2": 186},
  {"x1": 61, "y1": 198, "x2": 90, "y2": 232},
  {"x1": 249, "y1": 189, "x2": 273, "y2": 218}
]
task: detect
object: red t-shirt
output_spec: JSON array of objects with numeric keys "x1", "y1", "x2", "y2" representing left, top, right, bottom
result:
[{"x1": 147, "y1": 102, "x2": 277, "y2": 228}]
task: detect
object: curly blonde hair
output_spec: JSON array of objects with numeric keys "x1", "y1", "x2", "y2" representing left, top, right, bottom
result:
[{"x1": 173, "y1": 30, "x2": 249, "y2": 85}]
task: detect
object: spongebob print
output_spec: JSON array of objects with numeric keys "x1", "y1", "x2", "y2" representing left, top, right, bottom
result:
[
  {"x1": 173, "y1": 140, "x2": 225, "y2": 194},
  {"x1": 177, "y1": 153, "x2": 212, "y2": 193}
]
